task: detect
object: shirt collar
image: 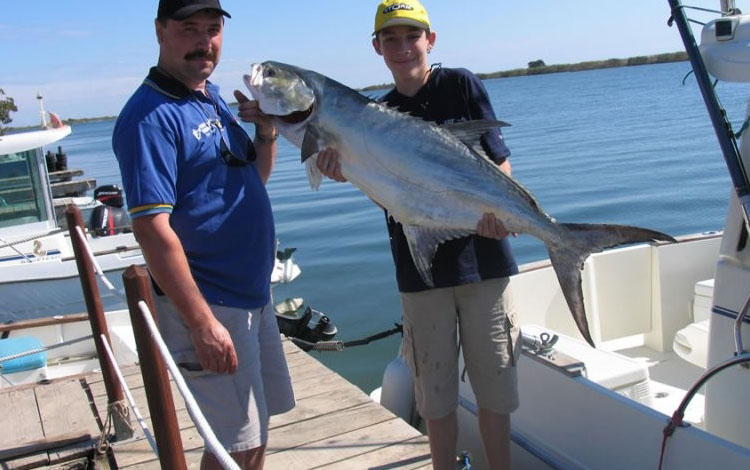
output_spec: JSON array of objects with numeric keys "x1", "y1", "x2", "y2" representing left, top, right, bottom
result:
[{"x1": 143, "y1": 66, "x2": 219, "y2": 100}]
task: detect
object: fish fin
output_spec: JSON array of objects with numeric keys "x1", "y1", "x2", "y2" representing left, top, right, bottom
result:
[
  {"x1": 547, "y1": 223, "x2": 675, "y2": 348},
  {"x1": 441, "y1": 120, "x2": 510, "y2": 145},
  {"x1": 402, "y1": 224, "x2": 473, "y2": 287},
  {"x1": 304, "y1": 153, "x2": 323, "y2": 190},
  {"x1": 301, "y1": 125, "x2": 322, "y2": 163}
]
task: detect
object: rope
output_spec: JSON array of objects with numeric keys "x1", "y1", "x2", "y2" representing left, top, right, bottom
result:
[
  {"x1": 291, "y1": 323, "x2": 403, "y2": 352},
  {"x1": 0, "y1": 229, "x2": 63, "y2": 250},
  {"x1": 658, "y1": 353, "x2": 750, "y2": 469},
  {"x1": 74, "y1": 226, "x2": 126, "y2": 301},
  {"x1": 99, "y1": 333, "x2": 157, "y2": 455},
  {"x1": 0, "y1": 334, "x2": 94, "y2": 367},
  {"x1": 137, "y1": 300, "x2": 241, "y2": 470}
]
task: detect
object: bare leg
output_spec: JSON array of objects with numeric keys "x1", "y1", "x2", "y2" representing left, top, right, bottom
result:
[
  {"x1": 478, "y1": 409, "x2": 511, "y2": 470},
  {"x1": 426, "y1": 411, "x2": 458, "y2": 470},
  {"x1": 200, "y1": 444, "x2": 267, "y2": 470}
]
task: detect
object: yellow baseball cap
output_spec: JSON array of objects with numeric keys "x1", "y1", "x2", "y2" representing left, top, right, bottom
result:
[{"x1": 373, "y1": 0, "x2": 430, "y2": 35}]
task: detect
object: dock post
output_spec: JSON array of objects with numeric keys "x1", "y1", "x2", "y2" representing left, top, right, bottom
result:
[
  {"x1": 123, "y1": 265, "x2": 188, "y2": 470},
  {"x1": 65, "y1": 206, "x2": 132, "y2": 440}
]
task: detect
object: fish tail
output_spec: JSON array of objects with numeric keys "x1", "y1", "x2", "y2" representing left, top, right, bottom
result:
[{"x1": 546, "y1": 223, "x2": 675, "y2": 347}]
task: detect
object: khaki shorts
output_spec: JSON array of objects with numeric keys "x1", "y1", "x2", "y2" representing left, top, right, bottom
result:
[
  {"x1": 154, "y1": 296, "x2": 295, "y2": 453},
  {"x1": 400, "y1": 278, "x2": 520, "y2": 420}
]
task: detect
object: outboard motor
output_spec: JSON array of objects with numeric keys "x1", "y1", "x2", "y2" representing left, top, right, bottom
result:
[
  {"x1": 276, "y1": 305, "x2": 338, "y2": 350},
  {"x1": 89, "y1": 185, "x2": 131, "y2": 237}
]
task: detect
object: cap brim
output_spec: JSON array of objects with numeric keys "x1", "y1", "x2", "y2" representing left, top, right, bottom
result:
[
  {"x1": 170, "y1": 6, "x2": 231, "y2": 20},
  {"x1": 373, "y1": 18, "x2": 429, "y2": 35}
]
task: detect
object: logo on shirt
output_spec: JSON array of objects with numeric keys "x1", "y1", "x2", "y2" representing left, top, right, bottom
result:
[{"x1": 192, "y1": 119, "x2": 217, "y2": 141}]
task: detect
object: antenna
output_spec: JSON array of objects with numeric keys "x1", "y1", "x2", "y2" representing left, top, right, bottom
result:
[{"x1": 37, "y1": 92, "x2": 48, "y2": 129}]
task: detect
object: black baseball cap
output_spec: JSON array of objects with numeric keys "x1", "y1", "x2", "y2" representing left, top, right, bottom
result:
[{"x1": 157, "y1": 0, "x2": 231, "y2": 20}]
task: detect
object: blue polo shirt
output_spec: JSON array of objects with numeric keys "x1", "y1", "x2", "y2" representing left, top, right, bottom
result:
[
  {"x1": 381, "y1": 66, "x2": 519, "y2": 292},
  {"x1": 112, "y1": 67, "x2": 275, "y2": 309}
]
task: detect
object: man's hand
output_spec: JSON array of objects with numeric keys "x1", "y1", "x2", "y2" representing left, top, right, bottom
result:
[
  {"x1": 189, "y1": 317, "x2": 238, "y2": 374},
  {"x1": 316, "y1": 148, "x2": 347, "y2": 182},
  {"x1": 477, "y1": 213, "x2": 513, "y2": 239},
  {"x1": 233, "y1": 90, "x2": 276, "y2": 140}
]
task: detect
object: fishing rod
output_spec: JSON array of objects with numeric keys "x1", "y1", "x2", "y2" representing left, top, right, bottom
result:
[{"x1": 668, "y1": 0, "x2": 750, "y2": 232}]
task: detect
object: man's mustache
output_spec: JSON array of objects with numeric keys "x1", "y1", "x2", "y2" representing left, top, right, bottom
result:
[{"x1": 185, "y1": 49, "x2": 216, "y2": 61}]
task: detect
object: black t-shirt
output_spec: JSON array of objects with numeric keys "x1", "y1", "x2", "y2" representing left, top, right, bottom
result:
[{"x1": 381, "y1": 66, "x2": 519, "y2": 292}]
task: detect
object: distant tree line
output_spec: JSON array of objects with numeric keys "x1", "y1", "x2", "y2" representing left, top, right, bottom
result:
[
  {"x1": 361, "y1": 51, "x2": 689, "y2": 91},
  {"x1": 476, "y1": 52, "x2": 688, "y2": 79}
]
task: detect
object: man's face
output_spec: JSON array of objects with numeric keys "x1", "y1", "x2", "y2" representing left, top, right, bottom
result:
[
  {"x1": 373, "y1": 25, "x2": 435, "y2": 76},
  {"x1": 156, "y1": 10, "x2": 224, "y2": 88}
]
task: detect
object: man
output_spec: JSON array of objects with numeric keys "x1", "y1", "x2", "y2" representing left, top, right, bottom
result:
[
  {"x1": 316, "y1": 1, "x2": 520, "y2": 468},
  {"x1": 112, "y1": 1, "x2": 294, "y2": 469}
]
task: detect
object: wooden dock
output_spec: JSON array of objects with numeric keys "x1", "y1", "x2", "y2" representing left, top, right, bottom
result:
[{"x1": 0, "y1": 340, "x2": 433, "y2": 469}]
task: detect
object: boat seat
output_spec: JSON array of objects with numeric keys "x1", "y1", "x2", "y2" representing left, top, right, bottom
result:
[
  {"x1": 672, "y1": 278, "x2": 714, "y2": 369},
  {"x1": 673, "y1": 320, "x2": 709, "y2": 369},
  {"x1": 0, "y1": 336, "x2": 47, "y2": 373}
]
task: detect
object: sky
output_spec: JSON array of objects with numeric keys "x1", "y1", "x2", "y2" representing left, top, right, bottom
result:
[{"x1": 1, "y1": 0, "x2": 721, "y2": 127}]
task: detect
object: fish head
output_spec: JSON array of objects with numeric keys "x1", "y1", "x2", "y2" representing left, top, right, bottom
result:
[{"x1": 244, "y1": 62, "x2": 317, "y2": 146}]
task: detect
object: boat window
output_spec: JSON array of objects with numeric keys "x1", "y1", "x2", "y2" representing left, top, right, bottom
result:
[{"x1": 0, "y1": 149, "x2": 49, "y2": 228}]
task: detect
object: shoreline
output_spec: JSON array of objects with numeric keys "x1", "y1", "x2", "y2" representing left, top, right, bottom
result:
[
  {"x1": 6, "y1": 52, "x2": 689, "y2": 129},
  {"x1": 360, "y1": 51, "x2": 688, "y2": 91}
]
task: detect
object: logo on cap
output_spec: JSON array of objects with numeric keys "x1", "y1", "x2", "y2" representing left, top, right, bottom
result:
[{"x1": 383, "y1": 3, "x2": 415, "y2": 14}]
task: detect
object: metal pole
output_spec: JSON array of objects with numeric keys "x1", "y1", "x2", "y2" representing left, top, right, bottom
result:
[
  {"x1": 720, "y1": 0, "x2": 736, "y2": 15},
  {"x1": 64, "y1": 206, "x2": 131, "y2": 440},
  {"x1": 123, "y1": 265, "x2": 187, "y2": 470},
  {"x1": 668, "y1": 0, "x2": 750, "y2": 232}
]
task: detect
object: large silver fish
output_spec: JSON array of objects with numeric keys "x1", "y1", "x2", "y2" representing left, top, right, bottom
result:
[{"x1": 245, "y1": 61, "x2": 675, "y2": 347}]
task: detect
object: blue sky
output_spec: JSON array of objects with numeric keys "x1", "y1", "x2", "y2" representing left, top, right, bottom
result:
[{"x1": 2, "y1": 1, "x2": 717, "y2": 126}]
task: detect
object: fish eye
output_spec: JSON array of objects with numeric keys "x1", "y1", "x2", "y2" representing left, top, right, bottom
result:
[{"x1": 265, "y1": 69, "x2": 276, "y2": 78}]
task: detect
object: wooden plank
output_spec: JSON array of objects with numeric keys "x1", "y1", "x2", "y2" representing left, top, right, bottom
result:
[
  {"x1": 0, "y1": 387, "x2": 43, "y2": 448},
  {"x1": 267, "y1": 401, "x2": 395, "y2": 453},
  {"x1": 34, "y1": 379, "x2": 101, "y2": 464},
  {"x1": 0, "y1": 432, "x2": 91, "y2": 461},
  {"x1": 322, "y1": 435, "x2": 432, "y2": 470},
  {"x1": 106, "y1": 339, "x2": 432, "y2": 470},
  {"x1": 264, "y1": 418, "x2": 428, "y2": 469},
  {"x1": 0, "y1": 389, "x2": 49, "y2": 470}
]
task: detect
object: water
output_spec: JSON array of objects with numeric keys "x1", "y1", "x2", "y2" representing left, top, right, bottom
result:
[{"x1": 32, "y1": 62, "x2": 746, "y2": 394}]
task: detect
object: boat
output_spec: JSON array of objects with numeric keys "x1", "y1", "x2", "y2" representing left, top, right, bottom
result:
[
  {"x1": 0, "y1": 115, "x2": 302, "y2": 321},
  {"x1": 0, "y1": 108, "x2": 336, "y2": 392},
  {"x1": 373, "y1": 2, "x2": 750, "y2": 469}
]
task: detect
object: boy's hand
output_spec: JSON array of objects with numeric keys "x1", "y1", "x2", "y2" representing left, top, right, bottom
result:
[
  {"x1": 316, "y1": 148, "x2": 347, "y2": 182},
  {"x1": 477, "y1": 213, "x2": 514, "y2": 239}
]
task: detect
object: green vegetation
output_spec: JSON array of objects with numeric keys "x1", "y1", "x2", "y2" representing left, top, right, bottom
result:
[
  {"x1": 360, "y1": 51, "x2": 689, "y2": 91},
  {"x1": 0, "y1": 89, "x2": 18, "y2": 136}
]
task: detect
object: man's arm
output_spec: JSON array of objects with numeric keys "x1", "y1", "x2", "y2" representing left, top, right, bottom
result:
[{"x1": 132, "y1": 213, "x2": 237, "y2": 374}]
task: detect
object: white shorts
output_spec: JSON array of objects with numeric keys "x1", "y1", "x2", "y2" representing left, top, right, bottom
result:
[
  {"x1": 154, "y1": 296, "x2": 295, "y2": 453},
  {"x1": 400, "y1": 278, "x2": 520, "y2": 420}
]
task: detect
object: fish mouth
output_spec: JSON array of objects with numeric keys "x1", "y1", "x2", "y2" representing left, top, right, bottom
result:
[{"x1": 278, "y1": 104, "x2": 314, "y2": 124}]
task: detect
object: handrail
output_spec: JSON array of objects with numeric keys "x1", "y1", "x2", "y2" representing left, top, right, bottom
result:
[
  {"x1": 0, "y1": 313, "x2": 89, "y2": 333},
  {"x1": 65, "y1": 205, "x2": 130, "y2": 440},
  {"x1": 99, "y1": 333, "x2": 158, "y2": 455}
]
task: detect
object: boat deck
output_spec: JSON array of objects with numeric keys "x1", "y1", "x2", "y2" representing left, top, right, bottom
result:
[{"x1": 0, "y1": 340, "x2": 433, "y2": 469}]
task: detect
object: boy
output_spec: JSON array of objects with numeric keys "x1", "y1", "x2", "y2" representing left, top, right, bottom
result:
[{"x1": 317, "y1": 1, "x2": 520, "y2": 468}]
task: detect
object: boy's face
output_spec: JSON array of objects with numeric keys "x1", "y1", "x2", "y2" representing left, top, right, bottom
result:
[{"x1": 373, "y1": 25, "x2": 436, "y2": 78}]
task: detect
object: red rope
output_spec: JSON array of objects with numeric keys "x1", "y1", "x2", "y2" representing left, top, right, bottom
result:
[{"x1": 658, "y1": 411, "x2": 684, "y2": 470}]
